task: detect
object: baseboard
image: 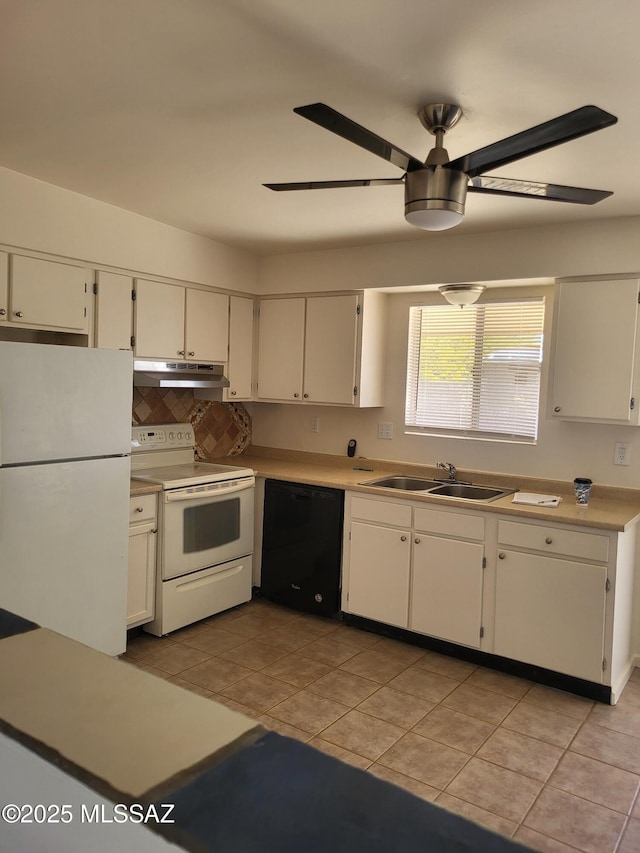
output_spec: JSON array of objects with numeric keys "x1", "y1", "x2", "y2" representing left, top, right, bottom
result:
[{"x1": 343, "y1": 613, "x2": 612, "y2": 704}]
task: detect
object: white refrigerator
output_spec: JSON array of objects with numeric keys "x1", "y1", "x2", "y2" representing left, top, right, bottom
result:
[{"x1": 0, "y1": 341, "x2": 133, "y2": 656}]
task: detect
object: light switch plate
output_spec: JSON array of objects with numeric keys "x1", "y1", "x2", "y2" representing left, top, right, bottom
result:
[{"x1": 378, "y1": 422, "x2": 393, "y2": 439}]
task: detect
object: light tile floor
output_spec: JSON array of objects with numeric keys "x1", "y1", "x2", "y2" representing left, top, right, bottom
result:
[{"x1": 125, "y1": 599, "x2": 640, "y2": 852}]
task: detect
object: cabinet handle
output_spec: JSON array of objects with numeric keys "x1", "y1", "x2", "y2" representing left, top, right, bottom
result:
[
  {"x1": 545, "y1": 537, "x2": 553, "y2": 545},
  {"x1": 178, "y1": 350, "x2": 185, "y2": 356},
  {"x1": 400, "y1": 535, "x2": 407, "y2": 542},
  {"x1": 151, "y1": 528, "x2": 158, "y2": 534},
  {"x1": 230, "y1": 390, "x2": 237, "y2": 396},
  {"x1": 293, "y1": 393, "x2": 300, "y2": 398},
  {"x1": 188, "y1": 351, "x2": 195, "y2": 357},
  {"x1": 303, "y1": 393, "x2": 309, "y2": 398},
  {"x1": 135, "y1": 506, "x2": 144, "y2": 513},
  {"x1": 554, "y1": 406, "x2": 561, "y2": 413},
  {"x1": 15, "y1": 311, "x2": 24, "y2": 318},
  {"x1": 498, "y1": 552, "x2": 506, "y2": 559},
  {"x1": 414, "y1": 537, "x2": 421, "y2": 544},
  {"x1": 0, "y1": 308, "x2": 6, "y2": 315}
]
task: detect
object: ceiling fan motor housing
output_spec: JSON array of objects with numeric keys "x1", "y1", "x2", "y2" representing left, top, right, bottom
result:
[{"x1": 404, "y1": 167, "x2": 468, "y2": 225}]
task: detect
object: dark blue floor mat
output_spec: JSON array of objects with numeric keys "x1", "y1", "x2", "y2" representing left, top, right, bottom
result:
[
  {"x1": 0, "y1": 608, "x2": 39, "y2": 640},
  {"x1": 160, "y1": 731, "x2": 532, "y2": 853}
]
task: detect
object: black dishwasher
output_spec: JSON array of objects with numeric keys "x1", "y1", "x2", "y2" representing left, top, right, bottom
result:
[{"x1": 260, "y1": 479, "x2": 344, "y2": 617}]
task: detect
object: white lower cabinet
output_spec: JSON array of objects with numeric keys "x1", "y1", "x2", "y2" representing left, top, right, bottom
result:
[
  {"x1": 342, "y1": 491, "x2": 637, "y2": 700},
  {"x1": 348, "y1": 520, "x2": 411, "y2": 628},
  {"x1": 411, "y1": 535, "x2": 484, "y2": 648},
  {"x1": 410, "y1": 506, "x2": 485, "y2": 648},
  {"x1": 494, "y1": 519, "x2": 612, "y2": 684},
  {"x1": 494, "y1": 549, "x2": 606, "y2": 682},
  {"x1": 127, "y1": 494, "x2": 157, "y2": 628},
  {"x1": 344, "y1": 495, "x2": 484, "y2": 646}
]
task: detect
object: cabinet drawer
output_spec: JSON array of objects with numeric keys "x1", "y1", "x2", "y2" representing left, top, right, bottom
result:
[
  {"x1": 414, "y1": 506, "x2": 484, "y2": 540},
  {"x1": 129, "y1": 493, "x2": 157, "y2": 524},
  {"x1": 350, "y1": 496, "x2": 412, "y2": 527},
  {"x1": 498, "y1": 519, "x2": 609, "y2": 563}
]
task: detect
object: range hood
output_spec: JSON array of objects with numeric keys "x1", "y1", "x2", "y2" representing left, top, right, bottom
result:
[{"x1": 133, "y1": 360, "x2": 230, "y2": 390}]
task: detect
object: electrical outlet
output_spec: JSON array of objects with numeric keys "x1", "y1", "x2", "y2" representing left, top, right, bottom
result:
[
  {"x1": 378, "y1": 422, "x2": 394, "y2": 440},
  {"x1": 310, "y1": 416, "x2": 320, "y2": 433},
  {"x1": 614, "y1": 442, "x2": 630, "y2": 466}
]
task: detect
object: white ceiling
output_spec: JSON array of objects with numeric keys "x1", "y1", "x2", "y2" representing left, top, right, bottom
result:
[{"x1": 1, "y1": 0, "x2": 639, "y2": 256}]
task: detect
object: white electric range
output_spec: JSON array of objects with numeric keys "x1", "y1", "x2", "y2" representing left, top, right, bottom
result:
[{"x1": 131, "y1": 423, "x2": 255, "y2": 636}]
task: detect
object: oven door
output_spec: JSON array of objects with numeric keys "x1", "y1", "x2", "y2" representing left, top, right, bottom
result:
[{"x1": 160, "y1": 479, "x2": 254, "y2": 580}]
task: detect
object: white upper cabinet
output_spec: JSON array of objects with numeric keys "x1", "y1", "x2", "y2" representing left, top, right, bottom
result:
[
  {"x1": 256, "y1": 292, "x2": 385, "y2": 406},
  {"x1": 134, "y1": 280, "x2": 184, "y2": 359},
  {"x1": 2, "y1": 254, "x2": 90, "y2": 334},
  {"x1": 134, "y1": 280, "x2": 229, "y2": 362},
  {"x1": 224, "y1": 295, "x2": 255, "y2": 401},
  {"x1": 256, "y1": 297, "x2": 305, "y2": 401},
  {"x1": 550, "y1": 277, "x2": 640, "y2": 423},
  {"x1": 0, "y1": 253, "x2": 7, "y2": 321},
  {"x1": 304, "y1": 295, "x2": 359, "y2": 405},
  {"x1": 94, "y1": 271, "x2": 133, "y2": 350},
  {"x1": 185, "y1": 288, "x2": 229, "y2": 363}
]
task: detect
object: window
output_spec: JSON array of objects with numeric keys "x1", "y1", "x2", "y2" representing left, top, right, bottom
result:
[{"x1": 405, "y1": 298, "x2": 545, "y2": 442}]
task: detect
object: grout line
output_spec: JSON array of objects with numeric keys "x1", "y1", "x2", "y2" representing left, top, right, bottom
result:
[{"x1": 128, "y1": 600, "x2": 639, "y2": 850}]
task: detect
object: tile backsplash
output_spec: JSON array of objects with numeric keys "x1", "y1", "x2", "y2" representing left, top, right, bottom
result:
[{"x1": 132, "y1": 387, "x2": 251, "y2": 458}]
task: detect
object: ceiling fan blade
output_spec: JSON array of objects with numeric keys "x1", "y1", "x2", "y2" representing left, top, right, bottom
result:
[
  {"x1": 467, "y1": 175, "x2": 612, "y2": 204},
  {"x1": 264, "y1": 178, "x2": 404, "y2": 191},
  {"x1": 448, "y1": 106, "x2": 617, "y2": 178},
  {"x1": 293, "y1": 103, "x2": 424, "y2": 173}
]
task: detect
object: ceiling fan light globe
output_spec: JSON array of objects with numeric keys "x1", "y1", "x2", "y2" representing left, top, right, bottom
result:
[
  {"x1": 404, "y1": 167, "x2": 468, "y2": 231},
  {"x1": 405, "y1": 207, "x2": 464, "y2": 231}
]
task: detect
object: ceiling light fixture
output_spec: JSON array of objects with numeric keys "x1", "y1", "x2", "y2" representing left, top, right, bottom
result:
[
  {"x1": 403, "y1": 167, "x2": 468, "y2": 231},
  {"x1": 439, "y1": 284, "x2": 486, "y2": 307}
]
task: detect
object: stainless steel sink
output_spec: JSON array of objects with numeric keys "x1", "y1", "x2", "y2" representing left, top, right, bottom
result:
[
  {"x1": 428, "y1": 483, "x2": 515, "y2": 502},
  {"x1": 362, "y1": 475, "x2": 438, "y2": 491}
]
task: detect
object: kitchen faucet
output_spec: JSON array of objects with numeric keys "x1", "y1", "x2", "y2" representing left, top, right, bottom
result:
[
  {"x1": 436, "y1": 461, "x2": 458, "y2": 482},
  {"x1": 435, "y1": 462, "x2": 472, "y2": 485}
]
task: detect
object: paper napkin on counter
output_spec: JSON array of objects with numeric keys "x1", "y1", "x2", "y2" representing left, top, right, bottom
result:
[{"x1": 512, "y1": 493, "x2": 562, "y2": 508}]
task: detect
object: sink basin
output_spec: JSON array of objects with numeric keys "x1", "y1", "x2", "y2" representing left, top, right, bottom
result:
[
  {"x1": 428, "y1": 483, "x2": 515, "y2": 502},
  {"x1": 363, "y1": 475, "x2": 438, "y2": 491}
]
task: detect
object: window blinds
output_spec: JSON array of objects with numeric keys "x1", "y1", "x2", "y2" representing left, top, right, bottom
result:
[{"x1": 405, "y1": 299, "x2": 545, "y2": 442}]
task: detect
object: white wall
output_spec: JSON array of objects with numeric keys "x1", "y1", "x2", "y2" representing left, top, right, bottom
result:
[
  {"x1": 250, "y1": 281, "x2": 640, "y2": 488},
  {"x1": 0, "y1": 167, "x2": 258, "y2": 292},
  {"x1": 258, "y1": 216, "x2": 640, "y2": 294}
]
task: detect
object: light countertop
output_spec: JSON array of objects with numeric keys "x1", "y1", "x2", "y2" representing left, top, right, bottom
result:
[
  {"x1": 130, "y1": 478, "x2": 162, "y2": 497},
  {"x1": 216, "y1": 447, "x2": 640, "y2": 532}
]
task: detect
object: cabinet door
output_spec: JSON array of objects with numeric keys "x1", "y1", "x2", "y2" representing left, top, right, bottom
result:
[
  {"x1": 411, "y1": 535, "x2": 484, "y2": 648},
  {"x1": 347, "y1": 521, "x2": 410, "y2": 628},
  {"x1": 127, "y1": 521, "x2": 156, "y2": 628},
  {"x1": 304, "y1": 295, "x2": 358, "y2": 404},
  {"x1": 95, "y1": 271, "x2": 132, "y2": 350},
  {"x1": 134, "y1": 280, "x2": 185, "y2": 359},
  {"x1": 185, "y1": 289, "x2": 229, "y2": 362},
  {"x1": 225, "y1": 295, "x2": 254, "y2": 400},
  {"x1": 10, "y1": 255, "x2": 89, "y2": 333},
  {"x1": 0, "y1": 252, "x2": 8, "y2": 324},
  {"x1": 257, "y1": 298, "x2": 305, "y2": 401},
  {"x1": 552, "y1": 279, "x2": 640, "y2": 422},
  {"x1": 494, "y1": 549, "x2": 606, "y2": 682}
]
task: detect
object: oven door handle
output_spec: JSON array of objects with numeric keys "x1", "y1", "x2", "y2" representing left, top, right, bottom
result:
[{"x1": 164, "y1": 478, "x2": 255, "y2": 502}]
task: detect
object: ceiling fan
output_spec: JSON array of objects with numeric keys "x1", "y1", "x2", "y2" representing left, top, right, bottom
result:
[{"x1": 264, "y1": 102, "x2": 617, "y2": 231}]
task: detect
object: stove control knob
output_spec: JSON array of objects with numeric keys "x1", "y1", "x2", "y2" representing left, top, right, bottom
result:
[{"x1": 169, "y1": 432, "x2": 175, "y2": 440}]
